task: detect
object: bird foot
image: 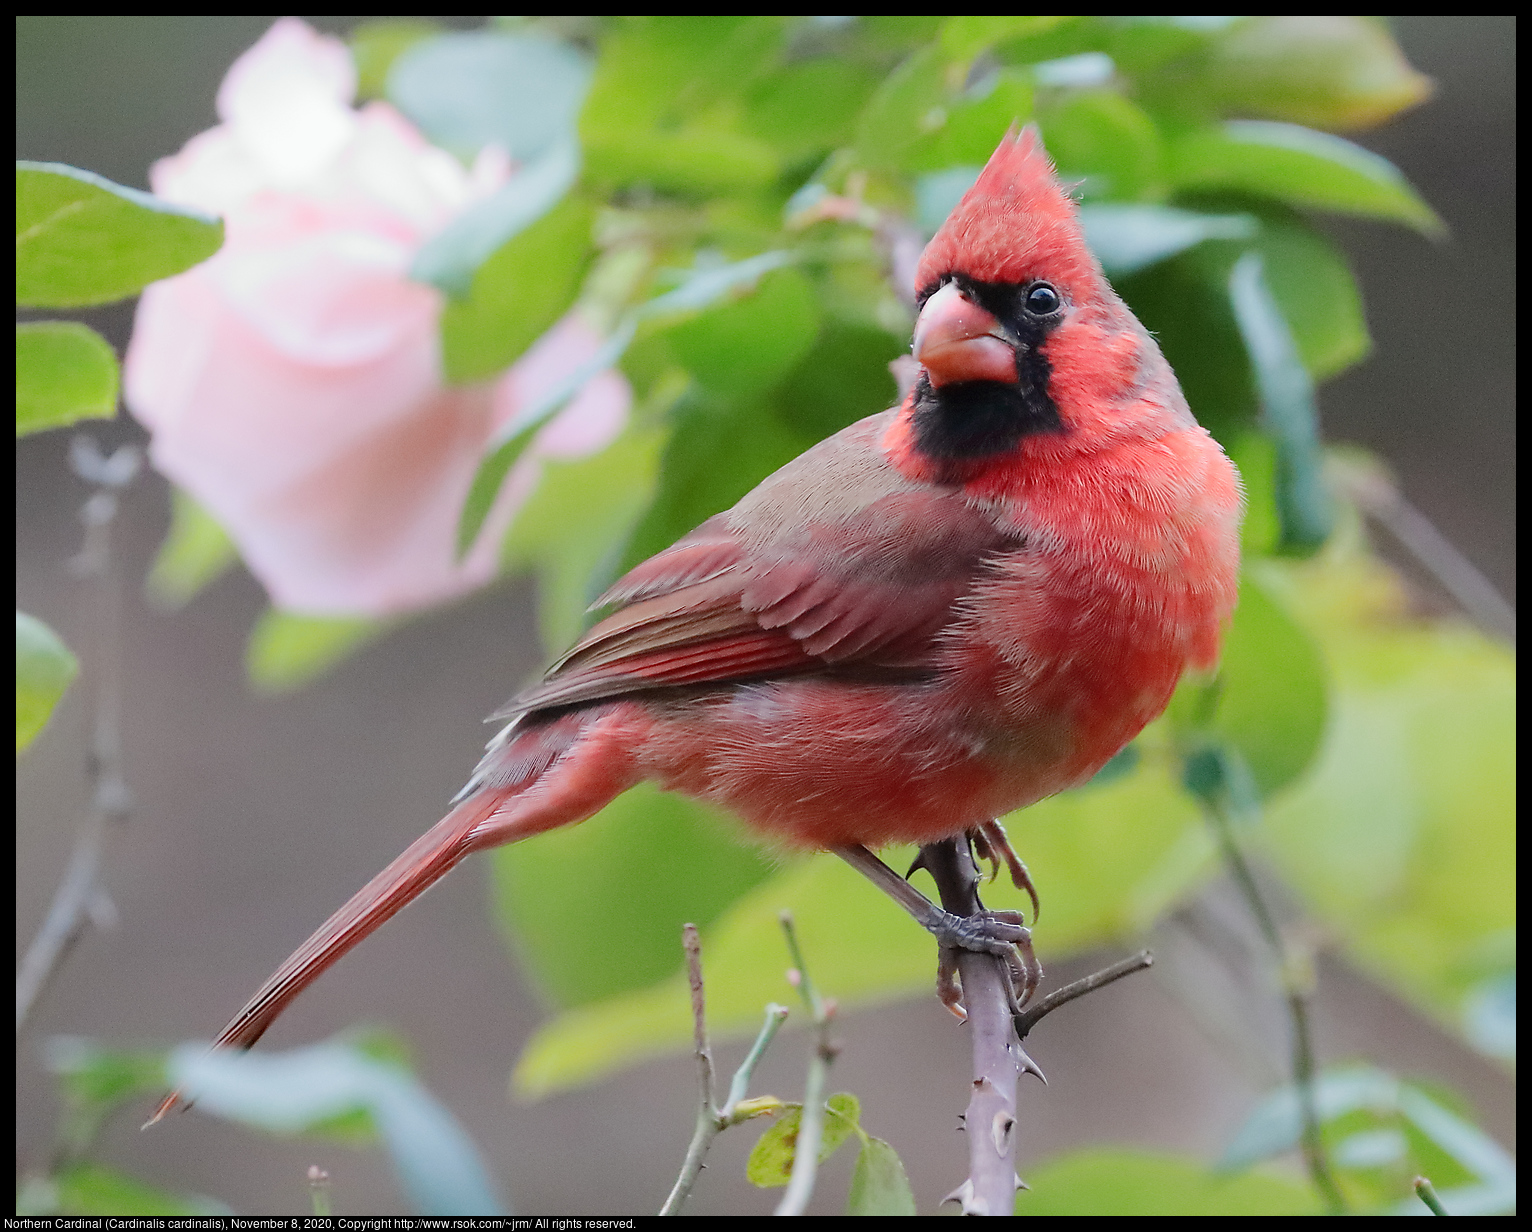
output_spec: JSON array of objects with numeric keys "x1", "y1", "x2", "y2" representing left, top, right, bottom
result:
[
  {"x1": 928, "y1": 905, "x2": 1042, "y2": 1018},
  {"x1": 971, "y1": 819, "x2": 1041, "y2": 924}
]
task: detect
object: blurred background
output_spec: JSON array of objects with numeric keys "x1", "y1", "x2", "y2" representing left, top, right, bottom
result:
[{"x1": 17, "y1": 15, "x2": 1513, "y2": 1215}]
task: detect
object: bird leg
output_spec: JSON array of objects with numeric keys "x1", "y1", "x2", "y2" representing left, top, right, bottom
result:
[
  {"x1": 833, "y1": 843, "x2": 1042, "y2": 1017},
  {"x1": 974, "y1": 818, "x2": 1041, "y2": 925}
]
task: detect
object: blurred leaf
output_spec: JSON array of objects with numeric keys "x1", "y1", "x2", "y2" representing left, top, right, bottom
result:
[
  {"x1": 513, "y1": 741, "x2": 1207, "y2": 1097},
  {"x1": 1251, "y1": 535, "x2": 1515, "y2": 1038},
  {"x1": 667, "y1": 267, "x2": 821, "y2": 399},
  {"x1": 846, "y1": 1134, "x2": 917, "y2": 1215},
  {"x1": 44, "y1": 1037, "x2": 167, "y2": 1114},
  {"x1": 388, "y1": 31, "x2": 592, "y2": 162},
  {"x1": 580, "y1": 18, "x2": 782, "y2": 193},
  {"x1": 746, "y1": 1093, "x2": 861, "y2": 1187},
  {"x1": 16, "y1": 321, "x2": 118, "y2": 435},
  {"x1": 940, "y1": 17, "x2": 1072, "y2": 65},
  {"x1": 1018, "y1": 1149, "x2": 1319, "y2": 1215},
  {"x1": 1220, "y1": 1064, "x2": 1400, "y2": 1170},
  {"x1": 914, "y1": 167, "x2": 980, "y2": 238},
  {"x1": 1229, "y1": 252, "x2": 1333, "y2": 553},
  {"x1": 169, "y1": 1038, "x2": 505, "y2": 1216},
  {"x1": 15, "y1": 1165, "x2": 229, "y2": 1217},
  {"x1": 440, "y1": 196, "x2": 595, "y2": 382},
  {"x1": 1041, "y1": 90, "x2": 1161, "y2": 199},
  {"x1": 618, "y1": 387, "x2": 810, "y2": 576},
  {"x1": 412, "y1": 139, "x2": 581, "y2": 298},
  {"x1": 246, "y1": 610, "x2": 385, "y2": 694},
  {"x1": 914, "y1": 68, "x2": 1035, "y2": 172},
  {"x1": 17, "y1": 610, "x2": 78, "y2": 752},
  {"x1": 742, "y1": 60, "x2": 879, "y2": 159},
  {"x1": 144, "y1": 487, "x2": 237, "y2": 610},
  {"x1": 501, "y1": 422, "x2": 664, "y2": 651},
  {"x1": 991, "y1": 17, "x2": 1109, "y2": 69},
  {"x1": 1079, "y1": 205, "x2": 1255, "y2": 278},
  {"x1": 1462, "y1": 970, "x2": 1515, "y2": 1062},
  {"x1": 349, "y1": 18, "x2": 442, "y2": 101},
  {"x1": 1180, "y1": 574, "x2": 1328, "y2": 798},
  {"x1": 856, "y1": 45, "x2": 949, "y2": 173},
  {"x1": 16, "y1": 162, "x2": 223, "y2": 307},
  {"x1": 1115, "y1": 210, "x2": 1368, "y2": 443},
  {"x1": 492, "y1": 782, "x2": 775, "y2": 1010},
  {"x1": 773, "y1": 319, "x2": 904, "y2": 440},
  {"x1": 1205, "y1": 16, "x2": 1432, "y2": 133},
  {"x1": 1168, "y1": 122, "x2": 1442, "y2": 235}
]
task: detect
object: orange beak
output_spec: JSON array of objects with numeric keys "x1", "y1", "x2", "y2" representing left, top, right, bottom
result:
[{"x1": 912, "y1": 283, "x2": 1019, "y2": 388}]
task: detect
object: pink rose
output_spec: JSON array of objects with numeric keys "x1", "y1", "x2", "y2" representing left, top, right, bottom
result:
[{"x1": 124, "y1": 17, "x2": 629, "y2": 615}]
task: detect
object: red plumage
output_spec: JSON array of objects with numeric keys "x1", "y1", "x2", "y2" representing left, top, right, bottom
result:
[{"x1": 153, "y1": 127, "x2": 1241, "y2": 1115}]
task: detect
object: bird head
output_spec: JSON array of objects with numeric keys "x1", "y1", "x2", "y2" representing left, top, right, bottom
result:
[{"x1": 894, "y1": 126, "x2": 1171, "y2": 481}]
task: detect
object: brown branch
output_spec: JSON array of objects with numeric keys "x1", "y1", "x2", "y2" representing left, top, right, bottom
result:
[{"x1": 1012, "y1": 951, "x2": 1154, "y2": 1041}]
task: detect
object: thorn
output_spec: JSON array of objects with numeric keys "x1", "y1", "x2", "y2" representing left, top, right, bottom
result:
[
  {"x1": 905, "y1": 850, "x2": 931, "y2": 880},
  {"x1": 940, "y1": 1179, "x2": 975, "y2": 1210},
  {"x1": 1017, "y1": 1048, "x2": 1047, "y2": 1084},
  {"x1": 1015, "y1": 1172, "x2": 1030, "y2": 1193}
]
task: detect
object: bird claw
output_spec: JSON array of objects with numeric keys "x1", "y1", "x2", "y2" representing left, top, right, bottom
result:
[
  {"x1": 973, "y1": 819, "x2": 1041, "y2": 924},
  {"x1": 926, "y1": 904, "x2": 1043, "y2": 1016}
]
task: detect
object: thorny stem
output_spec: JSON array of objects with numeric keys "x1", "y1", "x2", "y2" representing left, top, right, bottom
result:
[
  {"x1": 1202, "y1": 784, "x2": 1347, "y2": 1216},
  {"x1": 16, "y1": 439, "x2": 139, "y2": 1034},
  {"x1": 661, "y1": 923, "x2": 789, "y2": 1216},
  {"x1": 919, "y1": 837, "x2": 1024, "y2": 1217},
  {"x1": 775, "y1": 911, "x2": 838, "y2": 1218}
]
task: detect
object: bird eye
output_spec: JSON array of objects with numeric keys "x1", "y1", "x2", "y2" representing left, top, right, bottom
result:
[{"x1": 1025, "y1": 283, "x2": 1061, "y2": 316}]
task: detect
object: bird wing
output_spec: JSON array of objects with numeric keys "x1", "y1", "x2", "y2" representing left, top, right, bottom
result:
[{"x1": 494, "y1": 410, "x2": 1022, "y2": 721}]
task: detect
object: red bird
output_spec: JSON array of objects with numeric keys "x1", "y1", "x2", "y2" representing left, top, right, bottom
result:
[{"x1": 154, "y1": 127, "x2": 1241, "y2": 1117}]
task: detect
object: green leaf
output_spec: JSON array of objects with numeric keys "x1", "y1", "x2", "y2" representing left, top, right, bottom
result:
[
  {"x1": 246, "y1": 610, "x2": 385, "y2": 694},
  {"x1": 579, "y1": 18, "x2": 782, "y2": 193},
  {"x1": 388, "y1": 32, "x2": 592, "y2": 162},
  {"x1": 855, "y1": 45, "x2": 949, "y2": 173},
  {"x1": 1017, "y1": 1149, "x2": 1319, "y2": 1215},
  {"x1": 1079, "y1": 205, "x2": 1256, "y2": 277},
  {"x1": 1168, "y1": 122, "x2": 1442, "y2": 235},
  {"x1": 1220, "y1": 1064, "x2": 1399, "y2": 1170},
  {"x1": 169, "y1": 1037, "x2": 504, "y2": 1217},
  {"x1": 513, "y1": 739, "x2": 1207, "y2": 1098},
  {"x1": 746, "y1": 1094, "x2": 862, "y2": 1187},
  {"x1": 17, "y1": 610, "x2": 78, "y2": 752},
  {"x1": 1040, "y1": 90, "x2": 1163, "y2": 200},
  {"x1": 411, "y1": 140, "x2": 580, "y2": 298},
  {"x1": 500, "y1": 422, "x2": 664, "y2": 651},
  {"x1": 742, "y1": 60, "x2": 879, "y2": 160},
  {"x1": 143, "y1": 487, "x2": 237, "y2": 610},
  {"x1": 912, "y1": 68, "x2": 1035, "y2": 173},
  {"x1": 773, "y1": 319, "x2": 904, "y2": 441},
  {"x1": 16, "y1": 1165, "x2": 229, "y2": 1217},
  {"x1": 1193, "y1": 575, "x2": 1328, "y2": 798},
  {"x1": 1204, "y1": 16, "x2": 1433, "y2": 133},
  {"x1": 847, "y1": 1134, "x2": 917, "y2": 1215},
  {"x1": 16, "y1": 162, "x2": 223, "y2": 307},
  {"x1": 915, "y1": 167, "x2": 981, "y2": 238},
  {"x1": 1251, "y1": 539, "x2": 1515, "y2": 1045},
  {"x1": 491, "y1": 782, "x2": 775, "y2": 1010},
  {"x1": 16, "y1": 321, "x2": 118, "y2": 436},
  {"x1": 44, "y1": 1036, "x2": 168, "y2": 1113},
  {"x1": 940, "y1": 17, "x2": 1072, "y2": 65},
  {"x1": 1113, "y1": 210, "x2": 1368, "y2": 443},
  {"x1": 440, "y1": 196, "x2": 595, "y2": 382},
  {"x1": 349, "y1": 18, "x2": 442, "y2": 101},
  {"x1": 1229, "y1": 252, "x2": 1332, "y2": 553},
  {"x1": 666, "y1": 267, "x2": 821, "y2": 399}
]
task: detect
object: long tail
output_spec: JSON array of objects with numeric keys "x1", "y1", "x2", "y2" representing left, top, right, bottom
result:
[{"x1": 147, "y1": 709, "x2": 632, "y2": 1126}]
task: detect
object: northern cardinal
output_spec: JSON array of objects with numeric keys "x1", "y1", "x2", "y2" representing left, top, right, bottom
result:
[{"x1": 152, "y1": 127, "x2": 1241, "y2": 1119}]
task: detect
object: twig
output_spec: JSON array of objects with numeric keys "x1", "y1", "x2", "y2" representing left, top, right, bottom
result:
[
  {"x1": 1413, "y1": 1175, "x2": 1449, "y2": 1216},
  {"x1": 775, "y1": 911, "x2": 839, "y2": 1218},
  {"x1": 307, "y1": 1166, "x2": 332, "y2": 1217},
  {"x1": 1013, "y1": 951, "x2": 1154, "y2": 1041},
  {"x1": 919, "y1": 837, "x2": 1025, "y2": 1217},
  {"x1": 1198, "y1": 758, "x2": 1347, "y2": 1215},
  {"x1": 16, "y1": 438, "x2": 139, "y2": 1034},
  {"x1": 661, "y1": 923, "x2": 789, "y2": 1216}
]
